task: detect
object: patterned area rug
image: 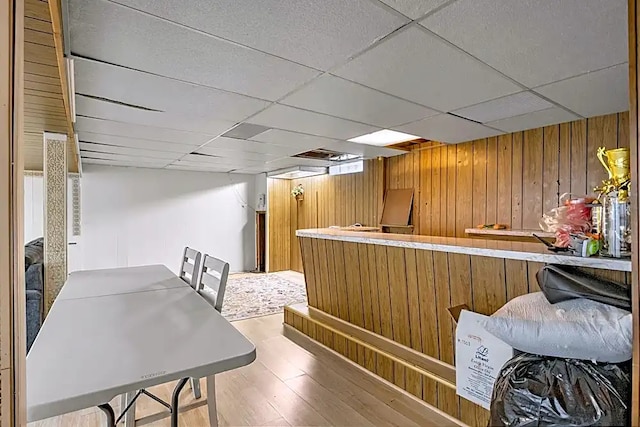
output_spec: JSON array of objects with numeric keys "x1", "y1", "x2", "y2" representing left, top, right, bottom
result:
[{"x1": 219, "y1": 273, "x2": 307, "y2": 322}]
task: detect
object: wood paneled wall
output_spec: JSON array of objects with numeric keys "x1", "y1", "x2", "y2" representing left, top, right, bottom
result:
[
  {"x1": 289, "y1": 237, "x2": 629, "y2": 426},
  {"x1": 386, "y1": 112, "x2": 629, "y2": 236},
  {"x1": 267, "y1": 178, "x2": 291, "y2": 272},
  {"x1": 24, "y1": 0, "x2": 77, "y2": 172},
  {"x1": 268, "y1": 158, "x2": 385, "y2": 272},
  {"x1": 267, "y1": 112, "x2": 630, "y2": 272}
]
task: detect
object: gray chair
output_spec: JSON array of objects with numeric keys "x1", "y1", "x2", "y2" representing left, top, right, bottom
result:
[
  {"x1": 119, "y1": 247, "x2": 203, "y2": 427},
  {"x1": 179, "y1": 247, "x2": 203, "y2": 289},
  {"x1": 189, "y1": 255, "x2": 230, "y2": 411}
]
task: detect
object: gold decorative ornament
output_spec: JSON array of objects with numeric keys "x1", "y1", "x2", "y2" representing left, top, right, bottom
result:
[{"x1": 595, "y1": 147, "x2": 630, "y2": 201}]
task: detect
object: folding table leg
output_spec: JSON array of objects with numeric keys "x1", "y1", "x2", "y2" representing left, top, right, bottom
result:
[
  {"x1": 170, "y1": 378, "x2": 189, "y2": 427},
  {"x1": 206, "y1": 375, "x2": 218, "y2": 427},
  {"x1": 190, "y1": 377, "x2": 202, "y2": 399},
  {"x1": 121, "y1": 391, "x2": 136, "y2": 426},
  {"x1": 98, "y1": 403, "x2": 116, "y2": 427}
]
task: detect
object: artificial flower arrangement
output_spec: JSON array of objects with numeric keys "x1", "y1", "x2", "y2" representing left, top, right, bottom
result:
[{"x1": 291, "y1": 184, "x2": 304, "y2": 200}]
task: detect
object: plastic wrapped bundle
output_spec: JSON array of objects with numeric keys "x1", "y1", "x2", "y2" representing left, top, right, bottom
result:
[{"x1": 489, "y1": 354, "x2": 630, "y2": 427}]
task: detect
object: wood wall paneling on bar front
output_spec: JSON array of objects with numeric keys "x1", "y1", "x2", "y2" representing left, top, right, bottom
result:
[{"x1": 288, "y1": 232, "x2": 631, "y2": 426}]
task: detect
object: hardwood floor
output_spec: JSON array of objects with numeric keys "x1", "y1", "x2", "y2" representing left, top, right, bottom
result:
[{"x1": 29, "y1": 313, "x2": 448, "y2": 427}]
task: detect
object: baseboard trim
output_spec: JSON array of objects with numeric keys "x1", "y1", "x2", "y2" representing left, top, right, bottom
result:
[
  {"x1": 282, "y1": 324, "x2": 465, "y2": 427},
  {"x1": 286, "y1": 303, "x2": 456, "y2": 388}
]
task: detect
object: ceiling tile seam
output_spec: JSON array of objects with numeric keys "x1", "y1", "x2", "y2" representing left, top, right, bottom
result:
[
  {"x1": 162, "y1": 19, "x2": 427, "y2": 166},
  {"x1": 195, "y1": 124, "x2": 342, "y2": 152},
  {"x1": 443, "y1": 92, "x2": 556, "y2": 122},
  {"x1": 168, "y1": 25, "x2": 436, "y2": 166},
  {"x1": 76, "y1": 93, "x2": 163, "y2": 112},
  {"x1": 368, "y1": 0, "x2": 461, "y2": 22},
  {"x1": 414, "y1": 25, "x2": 585, "y2": 119},
  {"x1": 79, "y1": 148, "x2": 181, "y2": 161},
  {"x1": 70, "y1": 54, "x2": 274, "y2": 105},
  {"x1": 291, "y1": 73, "x2": 447, "y2": 113},
  {"x1": 75, "y1": 113, "x2": 230, "y2": 138},
  {"x1": 80, "y1": 155, "x2": 173, "y2": 167},
  {"x1": 530, "y1": 61, "x2": 629, "y2": 89},
  {"x1": 363, "y1": 0, "x2": 418, "y2": 20},
  {"x1": 482, "y1": 106, "x2": 560, "y2": 126},
  {"x1": 228, "y1": 23, "x2": 422, "y2": 120},
  {"x1": 104, "y1": 0, "x2": 323, "y2": 73},
  {"x1": 269, "y1": 101, "x2": 394, "y2": 128},
  {"x1": 78, "y1": 138, "x2": 199, "y2": 153}
]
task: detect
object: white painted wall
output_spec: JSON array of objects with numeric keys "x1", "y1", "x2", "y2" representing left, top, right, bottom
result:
[
  {"x1": 80, "y1": 165, "x2": 256, "y2": 274},
  {"x1": 24, "y1": 174, "x2": 44, "y2": 243}
]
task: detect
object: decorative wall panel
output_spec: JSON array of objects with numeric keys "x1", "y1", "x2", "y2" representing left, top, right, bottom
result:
[{"x1": 43, "y1": 133, "x2": 67, "y2": 313}]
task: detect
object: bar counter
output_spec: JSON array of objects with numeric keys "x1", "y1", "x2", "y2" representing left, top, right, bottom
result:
[
  {"x1": 296, "y1": 228, "x2": 631, "y2": 271},
  {"x1": 284, "y1": 228, "x2": 631, "y2": 426}
]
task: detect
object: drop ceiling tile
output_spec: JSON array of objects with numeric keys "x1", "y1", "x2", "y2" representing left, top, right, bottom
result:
[
  {"x1": 79, "y1": 142, "x2": 182, "y2": 159},
  {"x1": 198, "y1": 137, "x2": 301, "y2": 157},
  {"x1": 452, "y1": 92, "x2": 553, "y2": 123},
  {"x1": 82, "y1": 158, "x2": 170, "y2": 169},
  {"x1": 334, "y1": 27, "x2": 520, "y2": 112},
  {"x1": 74, "y1": 58, "x2": 270, "y2": 122},
  {"x1": 421, "y1": 0, "x2": 627, "y2": 87},
  {"x1": 534, "y1": 64, "x2": 629, "y2": 118},
  {"x1": 80, "y1": 150, "x2": 173, "y2": 165},
  {"x1": 395, "y1": 114, "x2": 503, "y2": 144},
  {"x1": 378, "y1": 0, "x2": 449, "y2": 19},
  {"x1": 321, "y1": 141, "x2": 406, "y2": 158},
  {"x1": 178, "y1": 154, "x2": 264, "y2": 167},
  {"x1": 165, "y1": 164, "x2": 234, "y2": 173},
  {"x1": 76, "y1": 95, "x2": 236, "y2": 135},
  {"x1": 69, "y1": 0, "x2": 319, "y2": 100},
  {"x1": 194, "y1": 146, "x2": 282, "y2": 162},
  {"x1": 230, "y1": 167, "x2": 269, "y2": 175},
  {"x1": 221, "y1": 124, "x2": 271, "y2": 140},
  {"x1": 281, "y1": 75, "x2": 437, "y2": 127},
  {"x1": 173, "y1": 158, "x2": 261, "y2": 170},
  {"x1": 75, "y1": 116, "x2": 214, "y2": 145},
  {"x1": 249, "y1": 129, "x2": 338, "y2": 151},
  {"x1": 109, "y1": 0, "x2": 407, "y2": 70},
  {"x1": 77, "y1": 132, "x2": 199, "y2": 153},
  {"x1": 249, "y1": 105, "x2": 379, "y2": 140},
  {"x1": 486, "y1": 107, "x2": 580, "y2": 133}
]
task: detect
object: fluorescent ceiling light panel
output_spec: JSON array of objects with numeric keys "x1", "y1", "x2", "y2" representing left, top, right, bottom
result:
[
  {"x1": 348, "y1": 129, "x2": 419, "y2": 146},
  {"x1": 267, "y1": 166, "x2": 327, "y2": 180}
]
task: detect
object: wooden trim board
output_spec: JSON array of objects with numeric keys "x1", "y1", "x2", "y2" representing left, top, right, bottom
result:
[
  {"x1": 282, "y1": 323, "x2": 464, "y2": 427},
  {"x1": 1, "y1": 0, "x2": 26, "y2": 424},
  {"x1": 628, "y1": 1, "x2": 639, "y2": 425},
  {"x1": 304, "y1": 305, "x2": 456, "y2": 385}
]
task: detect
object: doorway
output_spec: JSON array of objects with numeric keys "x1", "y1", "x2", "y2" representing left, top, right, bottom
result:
[{"x1": 255, "y1": 211, "x2": 266, "y2": 272}]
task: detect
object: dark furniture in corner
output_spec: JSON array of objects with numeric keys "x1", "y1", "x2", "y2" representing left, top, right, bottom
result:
[{"x1": 25, "y1": 237, "x2": 44, "y2": 352}]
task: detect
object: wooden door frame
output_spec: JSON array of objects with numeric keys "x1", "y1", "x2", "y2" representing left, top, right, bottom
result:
[
  {"x1": 0, "y1": 0, "x2": 25, "y2": 425},
  {"x1": 630, "y1": 2, "x2": 640, "y2": 426}
]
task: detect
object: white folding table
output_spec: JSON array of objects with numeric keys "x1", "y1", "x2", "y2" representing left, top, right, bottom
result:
[{"x1": 27, "y1": 265, "x2": 256, "y2": 427}]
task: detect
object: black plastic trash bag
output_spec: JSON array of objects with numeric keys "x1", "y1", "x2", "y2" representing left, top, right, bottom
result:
[{"x1": 489, "y1": 353, "x2": 630, "y2": 427}]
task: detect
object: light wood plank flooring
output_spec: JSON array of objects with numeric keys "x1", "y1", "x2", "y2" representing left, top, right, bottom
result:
[{"x1": 29, "y1": 313, "x2": 444, "y2": 427}]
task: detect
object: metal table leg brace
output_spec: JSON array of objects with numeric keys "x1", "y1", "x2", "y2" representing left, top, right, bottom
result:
[
  {"x1": 171, "y1": 378, "x2": 190, "y2": 427},
  {"x1": 98, "y1": 403, "x2": 116, "y2": 427}
]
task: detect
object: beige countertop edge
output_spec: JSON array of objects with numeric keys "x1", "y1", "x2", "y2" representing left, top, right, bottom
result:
[{"x1": 296, "y1": 228, "x2": 631, "y2": 272}]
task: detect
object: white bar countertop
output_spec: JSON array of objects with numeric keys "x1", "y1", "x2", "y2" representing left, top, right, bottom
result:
[{"x1": 296, "y1": 228, "x2": 631, "y2": 272}]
